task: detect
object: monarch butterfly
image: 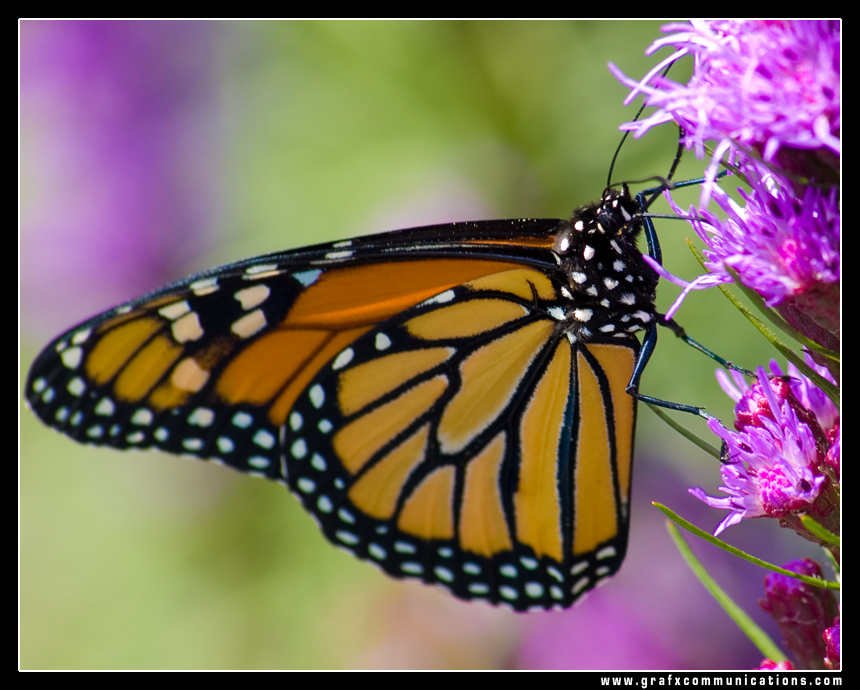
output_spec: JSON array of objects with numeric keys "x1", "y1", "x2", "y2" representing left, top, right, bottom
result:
[{"x1": 26, "y1": 174, "x2": 704, "y2": 611}]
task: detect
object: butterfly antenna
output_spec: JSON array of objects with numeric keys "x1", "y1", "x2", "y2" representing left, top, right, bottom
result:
[
  {"x1": 606, "y1": 115, "x2": 641, "y2": 190},
  {"x1": 665, "y1": 125, "x2": 685, "y2": 183},
  {"x1": 606, "y1": 62, "x2": 676, "y2": 189}
]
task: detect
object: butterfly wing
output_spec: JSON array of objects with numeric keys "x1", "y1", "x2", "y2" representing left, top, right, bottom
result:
[
  {"x1": 284, "y1": 262, "x2": 639, "y2": 610},
  {"x1": 26, "y1": 217, "x2": 639, "y2": 610}
]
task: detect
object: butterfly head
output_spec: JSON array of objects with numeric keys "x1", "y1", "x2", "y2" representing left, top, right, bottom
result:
[
  {"x1": 553, "y1": 186, "x2": 643, "y2": 254},
  {"x1": 595, "y1": 185, "x2": 642, "y2": 237}
]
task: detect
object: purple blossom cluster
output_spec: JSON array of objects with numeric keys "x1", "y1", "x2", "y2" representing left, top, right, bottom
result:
[
  {"x1": 611, "y1": 20, "x2": 840, "y2": 358},
  {"x1": 610, "y1": 20, "x2": 839, "y2": 164},
  {"x1": 613, "y1": 20, "x2": 840, "y2": 671},
  {"x1": 693, "y1": 357, "x2": 840, "y2": 671},
  {"x1": 689, "y1": 357, "x2": 839, "y2": 542}
]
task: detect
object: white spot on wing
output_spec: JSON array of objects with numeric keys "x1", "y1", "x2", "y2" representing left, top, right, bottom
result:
[
  {"x1": 234, "y1": 284, "x2": 271, "y2": 310},
  {"x1": 597, "y1": 546, "x2": 617, "y2": 559},
  {"x1": 434, "y1": 567, "x2": 454, "y2": 582},
  {"x1": 233, "y1": 412, "x2": 253, "y2": 428},
  {"x1": 182, "y1": 438, "x2": 204, "y2": 451},
  {"x1": 188, "y1": 408, "x2": 215, "y2": 427},
  {"x1": 172, "y1": 312, "x2": 204, "y2": 343},
  {"x1": 423, "y1": 290, "x2": 455, "y2": 306},
  {"x1": 159, "y1": 301, "x2": 191, "y2": 320},
  {"x1": 95, "y1": 398, "x2": 115, "y2": 416},
  {"x1": 375, "y1": 333, "x2": 391, "y2": 350},
  {"x1": 309, "y1": 384, "x2": 325, "y2": 409},
  {"x1": 254, "y1": 429, "x2": 276, "y2": 449},
  {"x1": 67, "y1": 378, "x2": 86, "y2": 397},
  {"x1": 132, "y1": 408, "x2": 153, "y2": 426},
  {"x1": 231, "y1": 310, "x2": 266, "y2": 338},
  {"x1": 190, "y1": 277, "x2": 219, "y2": 295},
  {"x1": 332, "y1": 348, "x2": 354, "y2": 371},
  {"x1": 525, "y1": 582, "x2": 544, "y2": 598},
  {"x1": 60, "y1": 347, "x2": 83, "y2": 369},
  {"x1": 291, "y1": 438, "x2": 308, "y2": 458},
  {"x1": 245, "y1": 263, "x2": 278, "y2": 276},
  {"x1": 572, "y1": 577, "x2": 590, "y2": 595}
]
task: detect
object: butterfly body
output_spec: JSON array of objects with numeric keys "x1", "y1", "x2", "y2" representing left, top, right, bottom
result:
[{"x1": 27, "y1": 187, "x2": 660, "y2": 611}]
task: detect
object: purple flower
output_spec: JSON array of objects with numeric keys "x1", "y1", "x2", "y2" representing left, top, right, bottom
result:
[
  {"x1": 759, "y1": 559, "x2": 839, "y2": 670},
  {"x1": 679, "y1": 174, "x2": 838, "y2": 351},
  {"x1": 611, "y1": 19, "x2": 841, "y2": 672},
  {"x1": 610, "y1": 21, "x2": 840, "y2": 166},
  {"x1": 717, "y1": 356, "x2": 839, "y2": 475},
  {"x1": 655, "y1": 175, "x2": 839, "y2": 350},
  {"x1": 690, "y1": 358, "x2": 839, "y2": 542},
  {"x1": 823, "y1": 617, "x2": 840, "y2": 670},
  {"x1": 611, "y1": 21, "x2": 840, "y2": 356}
]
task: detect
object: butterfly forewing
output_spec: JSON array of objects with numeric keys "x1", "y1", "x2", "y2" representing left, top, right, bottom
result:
[{"x1": 26, "y1": 221, "x2": 558, "y2": 477}]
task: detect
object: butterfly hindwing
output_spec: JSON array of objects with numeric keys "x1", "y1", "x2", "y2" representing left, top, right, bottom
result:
[{"x1": 281, "y1": 264, "x2": 639, "y2": 609}]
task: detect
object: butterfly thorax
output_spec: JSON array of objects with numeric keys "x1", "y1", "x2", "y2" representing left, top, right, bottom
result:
[{"x1": 551, "y1": 188, "x2": 659, "y2": 343}]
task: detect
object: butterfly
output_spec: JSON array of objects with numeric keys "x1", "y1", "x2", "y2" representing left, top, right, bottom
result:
[{"x1": 26, "y1": 181, "x2": 689, "y2": 612}]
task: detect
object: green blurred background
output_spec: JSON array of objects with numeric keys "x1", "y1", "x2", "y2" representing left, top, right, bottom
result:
[{"x1": 21, "y1": 21, "x2": 815, "y2": 669}]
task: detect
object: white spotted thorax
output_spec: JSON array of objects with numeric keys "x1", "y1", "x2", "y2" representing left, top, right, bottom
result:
[{"x1": 551, "y1": 187, "x2": 658, "y2": 343}]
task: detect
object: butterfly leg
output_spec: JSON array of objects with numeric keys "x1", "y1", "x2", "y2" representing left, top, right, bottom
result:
[
  {"x1": 625, "y1": 323, "x2": 712, "y2": 418},
  {"x1": 658, "y1": 316, "x2": 756, "y2": 377}
]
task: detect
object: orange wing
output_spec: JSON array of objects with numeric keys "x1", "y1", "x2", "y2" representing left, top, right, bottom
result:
[{"x1": 26, "y1": 217, "x2": 641, "y2": 610}]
